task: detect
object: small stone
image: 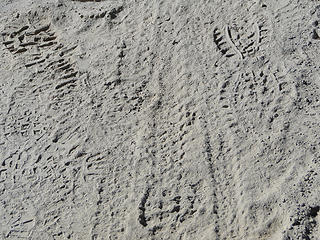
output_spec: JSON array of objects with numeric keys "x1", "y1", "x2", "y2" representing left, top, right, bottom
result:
[
  {"x1": 312, "y1": 20, "x2": 319, "y2": 27},
  {"x1": 312, "y1": 29, "x2": 320, "y2": 39}
]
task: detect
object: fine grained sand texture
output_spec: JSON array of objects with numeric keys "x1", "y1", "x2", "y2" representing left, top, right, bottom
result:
[{"x1": 1, "y1": 0, "x2": 320, "y2": 239}]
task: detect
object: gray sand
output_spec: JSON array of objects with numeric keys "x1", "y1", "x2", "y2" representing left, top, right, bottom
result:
[{"x1": 1, "y1": 0, "x2": 320, "y2": 239}]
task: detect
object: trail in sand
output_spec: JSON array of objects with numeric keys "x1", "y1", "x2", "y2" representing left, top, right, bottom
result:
[{"x1": 1, "y1": 0, "x2": 320, "y2": 239}]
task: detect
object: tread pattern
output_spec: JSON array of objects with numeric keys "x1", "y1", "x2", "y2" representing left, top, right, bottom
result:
[{"x1": 1, "y1": 1, "x2": 320, "y2": 240}]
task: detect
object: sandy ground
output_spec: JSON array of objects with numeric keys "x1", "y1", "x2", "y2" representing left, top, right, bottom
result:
[{"x1": 1, "y1": 0, "x2": 320, "y2": 239}]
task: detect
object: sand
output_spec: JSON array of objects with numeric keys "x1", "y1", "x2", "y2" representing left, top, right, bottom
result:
[{"x1": 1, "y1": 0, "x2": 320, "y2": 239}]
